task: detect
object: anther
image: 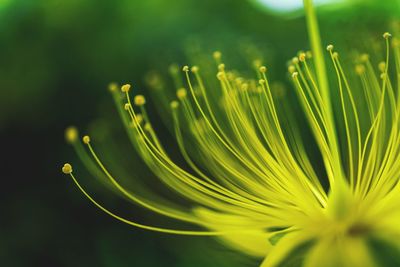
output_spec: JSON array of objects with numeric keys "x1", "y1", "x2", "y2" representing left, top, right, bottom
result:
[
  {"x1": 134, "y1": 95, "x2": 146, "y2": 106},
  {"x1": 259, "y1": 79, "x2": 266, "y2": 85},
  {"x1": 121, "y1": 84, "x2": 131, "y2": 93},
  {"x1": 136, "y1": 114, "x2": 144, "y2": 124},
  {"x1": 332, "y1": 52, "x2": 339, "y2": 59},
  {"x1": 62, "y1": 163, "x2": 73, "y2": 174},
  {"x1": 298, "y1": 53, "x2": 306, "y2": 62},
  {"x1": 355, "y1": 65, "x2": 365, "y2": 75},
  {"x1": 241, "y1": 83, "x2": 249, "y2": 91},
  {"x1": 65, "y1": 126, "x2": 78, "y2": 143},
  {"x1": 108, "y1": 83, "x2": 118, "y2": 92},
  {"x1": 326, "y1": 44, "x2": 334, "y2": 52},
  {"x1": 191, "y1": 66, "x2": 199, "y2": 73},
  {"x1": 216, "y1": 71, "x2": 225, "y2": 80},
  {"x1": 378, "y1": 61, "x2": 386, "y2": 73},
  {"x1": 292, "y1": 57, "x2": 299, "y2": 64},
  {"x1": 182, "y1": 66, "x2": 189, "y2": 72},
  {"x1": 288, "y1": 65, "x2": 296, "y2": 74},
  {"x1": 259, "y1": 66, "x2": 267, "y2": 73},
  {"x1": 383, "y1": 32, "x2": 392, "y2": 39},
  {"x1": 213, "y1": 51, "x2": 222, "y2": 60},
  {"x1": 170, "y1": 101, "x2": 179, "y2": 109},
  {"x1": 144, "y1": 123, "x2": 152, "y2": 131},
  {"x1": 218, "y1": 64, "x2": 225, "y2": 72},
  {"x1": 169, "y1": 64, "x2": 179, "y2": 75},
  {"x1": 292, "y1": 72, "x2": 299, "y2": 79},
  {"x1": 176, "y1": 88, "x2": 187, "y2": 99},
  {"x1": 83, "y1": 135, "x2": 91, "y2": 144},
  {"x1": 360, "y1": 54, "x2": 369, "y2": 62},
  {"x1": 124, "y1": 103, "x2": 131, "y2": 110}
]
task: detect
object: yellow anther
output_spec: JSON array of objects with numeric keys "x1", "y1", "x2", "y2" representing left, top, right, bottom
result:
[
  {"x1": 170, "y1": 100, "x2": 179, "y2": 109},
  {"x1": 288, "y1": 65, "x2": 296, "y2": 74},
  {"x1": 380, "y1": 73, "x2": 387, "y2": 79},
  {"x1": 383, "y1": 32, "x2": 392, "y2": 39},
  {"x1": 218, "y1": 64, "x2": 225, "y2": 71},
  {"x1": 121, "y1": 84, "x2": 131, "y2": 93},
  {"x1": 259, "y1": 66, "x2": 267, "y2": 73},
  {"x1": 292, "y1": 57, "x2": 299, "y2": 64},
  {"x1": 299, "y1": 53, "x2": 306, "y2": 62},
  {"x1": 355, "y1": 65, "x2": 365, "y2": 75},
  {"x1": 378, "y1": 61, "x2": 386, "y2": 72},
  {"x1": 176, "y1": 88, "x2": 187, "y2": 99},
  {"x1": 62, "y1": 163, "x2": 73, "y2": 174},
  {"x1": 136, "y1": 114, "x2": 144, "y2": 124},
  {"x1": 83, "y1": 135, "x2": 91, "y2": 144},
  {"x1": 360, "y1": 54, "x2": 369, "y2": 62},
  {"x1": 124, "y1": 103, "x2": 131, "y2": 110},
  {"x1": 144, "y1": 123, "x2": 152, "y2": 131},
  {"x1": 241, "y1": 83, "x2": 249, "y2": 91},
  {"x1": 292, "y1": 72, "x2": 299, "y2": 79},
  {"x1": 213, "y1": 51, "x2": 222, "y2": 60},
  {"x1": 108, "y1": 83, "x2": 118, "y2": 92},
  {"x1": 259, "y1": 79, "x2": 266, "y2": 85},
  {"x1": 191, "y1": 66, "x2": 199, "y2": 73},
  {"x1": 326, "y1": 44, "x2": 334, "y2": 51},
  {"x1": 182, "y1": 66, "x2": 189, "y2": 72},
  {"x1": 332, "y1": 52, "x2": 339, "y2": 59},
  {"x1": 169, "y1": 64, "x2": 179, "y2": 75},
  {"x1": 216, "y1": 71, "x2": 225, "y2": 80},
  {"x1": 65, "y1": 126, "x2": 78, "y2": 143},
  {"x1": 253, "y1": 59, "x2": 262, "y2": 68},
  {"x1": 134, "y1": 95, "x2": 146, "y2": 106}
]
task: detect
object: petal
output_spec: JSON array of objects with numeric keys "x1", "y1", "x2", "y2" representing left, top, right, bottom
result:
[
  {"x1": 194, "y1": 207, "x2": 271, "y2": 257},
  {"x1": 260, "y1": 231, "x2": 312, "y2": 267}
]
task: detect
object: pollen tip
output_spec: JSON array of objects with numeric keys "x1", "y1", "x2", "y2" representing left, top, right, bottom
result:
[
  {"x1": 241, "y1": 83, "x2": 248, "y2": 91},
  {"x1": 292, "y1": 57, "x2": 299, "y2": 64},
  {"x1": 170, "y1": 100, "x2": 179, "y2": 109},
  {"x1": 121, "y1": 84, "x2": 131, "y2": 93},
  {"x1": 182, "y1": 65, "x2": 189, "y2": 72},
  {"x1": 258, "y1": 79, "x2": 265, "y2": 85},
  {"x1": 83, "y1": 135, "x2": 91, "y2": 144},
  {"x1": 134, "y1": 95, "x2": 146, "y2": 106},
  {"x1": 332, "y1": 52, "x2": 339, "y2": 59},
  {"x1": 62, "y1": 163, "x2": 73, "y2": 174},
  {"x1": 259, "y1": 66, "x2": 267, "y2": 73},
  {"x1": 292, "y1": 72, "x2": 299, "y2": 79},
  {"x1": 124, "y1": 103, "x2": 131, "y2": 110},
  {"x1": 288, "y1": 65, "x2": 296, "y2": 74},
  {"x1": 65, "y1": 126, "x2": 78, "y2": 143},
  {"x1": 213, "y1": 51, "x2": 222, "y2": 60},
  {"x1": 176, "y1": 88, "x2": 187, "y2": 99},
  {"x1": 216, "y1": 71, "x2": 225, "y2": 80},
  {"x1": 136, "y1": 114, "x2": 144, "y2": 124},
  {"x1": 360, "y1": 54, "x2": 370, "y2": 62},
  {"x1": 191, "y1": 66, "x2": 199, "y2": 73},
  {"x1": 298, "y1": 53, "x2": 306, "y2": 62},
  {"x1": 108, "y1": 82, "x2": 118, "y2": 92},
  {"x1": 218, "y1": 63, "x2": 225, "y2": 71},
  {"x1": 169, "y1": 64, "x2": 179, "y2": 74},
  {"x1": 355, "y1": 64, "x2": 365, "y2": 75},
  {"x1": 144, "y1": 123, "x2": 152, "y2": 131},
  {"x1": 326, "y1": 44, "x2": 334, "y2": 51},
  {"x1": 378, "y1": 61, "x2": 386, "y2": 72},
  {"x1": 383, "y1": 32, "x2": 392, "y2": 39}
]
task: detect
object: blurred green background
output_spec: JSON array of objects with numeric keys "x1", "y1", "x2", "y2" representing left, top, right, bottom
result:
[{"x1": 1, "y1": 0, "x2": 399, "y2": 266}]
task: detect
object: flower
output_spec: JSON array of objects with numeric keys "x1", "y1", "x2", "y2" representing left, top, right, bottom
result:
[{"x1": 62, "y1": 0, "x2": 400, "y2": 266}]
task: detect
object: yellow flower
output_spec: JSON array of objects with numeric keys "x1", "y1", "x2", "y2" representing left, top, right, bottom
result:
[{"x1": 62, "y1": 0, "x2": 400, "y2": 266}]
